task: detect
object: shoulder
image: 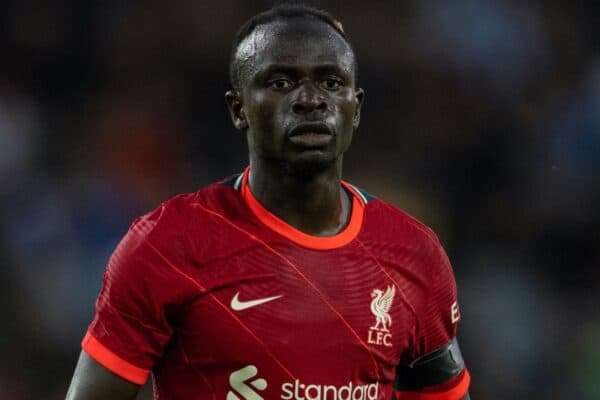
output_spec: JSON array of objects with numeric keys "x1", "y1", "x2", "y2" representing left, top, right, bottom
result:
[
  {"x1": 356, "y1": 186, "x2": 443, "y2": 250},
  {"x1": 354, "y1": 185, "x2": 453, "y2": 285},
  {"x1": 119, "y1": 175, "x2": 245, "y2": 262},
  {"x1": 126, "y1": 192, "x2": 197, "y2": 247},
  {"x1": 135, "y1": 175, "x2": 242, "y2": 234}
]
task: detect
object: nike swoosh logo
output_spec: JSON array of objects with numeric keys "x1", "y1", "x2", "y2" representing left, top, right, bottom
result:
[{"x1": 230, "y1": 292, "x2": 283, "y2": 311}]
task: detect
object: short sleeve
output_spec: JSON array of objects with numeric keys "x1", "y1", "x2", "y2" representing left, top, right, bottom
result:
[
  {"x1": 82, "y1": 205, "x2": 191, "y2": 385},
  {"x1": 395, "y1": 235, "x2": 469, "y2": 399},
  {"x1": 416, "y1": 241, "x2": 460, "y2": 357}
]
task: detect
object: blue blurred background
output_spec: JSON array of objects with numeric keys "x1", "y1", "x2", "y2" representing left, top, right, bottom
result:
[{"x1": 1, "y1": 1, "x2": 599, "y2": 398}]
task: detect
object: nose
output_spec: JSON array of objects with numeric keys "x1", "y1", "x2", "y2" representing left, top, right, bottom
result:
[{"x1": 291, "y1": 81, "x2": 327, "y2": 114}]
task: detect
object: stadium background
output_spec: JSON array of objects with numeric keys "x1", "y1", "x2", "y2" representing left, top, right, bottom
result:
[{"x1": 1, "y1": 1, "x2": 598, "y2": 398}]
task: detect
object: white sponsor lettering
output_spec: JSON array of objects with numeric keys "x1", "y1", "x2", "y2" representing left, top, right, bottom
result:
[
  {"x1": 281, "y1": 379, "x2": 378, "y2": 400},
  {"x1": 229, "y1": 366, "x2": 379, "y2": 400},
  {"x1": 451, "y1": 301, "x2": 460, "y2": 324}
]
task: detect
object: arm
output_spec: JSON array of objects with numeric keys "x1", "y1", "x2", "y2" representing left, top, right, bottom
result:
[
  {"x1": 66, "y1": 351, "x2": 140, "y2": 400},
  {"x1": 393, "y1": 232, "x2": 471, "y2": 400},
  {"x1": 67, "y1": 206, "x2": 187, "y2": 399},
  {"x1": 393, "y1": 338, "x2": 471, "y2": 400}
]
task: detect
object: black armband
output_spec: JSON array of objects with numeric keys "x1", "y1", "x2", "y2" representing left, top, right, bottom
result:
[{"x1": 394, "y1": 337, "x2": 465, "y2": 390}]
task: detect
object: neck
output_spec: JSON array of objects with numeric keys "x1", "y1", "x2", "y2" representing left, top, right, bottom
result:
[{"x1": 248, "y1": 158, "x2": 351, "y2": 236}]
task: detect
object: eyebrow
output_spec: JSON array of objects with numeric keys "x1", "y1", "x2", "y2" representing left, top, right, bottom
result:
[
  {"x1": 256, "y1": 64, "x2": 301, "y2": 79},
  {"x1": 255, "y1": 63, "x2": 352, "y2": 81}
]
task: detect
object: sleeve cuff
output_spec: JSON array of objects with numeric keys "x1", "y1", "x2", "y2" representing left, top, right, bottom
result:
[
  {"x1": 82, "y1": 331, "x2": 150, "y2": 385},
  {"x1": 394, "y1": 369, "x2": 470, "y2": 400}
]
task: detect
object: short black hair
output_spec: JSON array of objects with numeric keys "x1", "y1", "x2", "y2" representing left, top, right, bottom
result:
[{"x1": 229, "y1": 2, "x2": 355, "y2": 91}]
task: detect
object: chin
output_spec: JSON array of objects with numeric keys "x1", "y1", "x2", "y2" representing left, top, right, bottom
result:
[{"x1": 281, "y1": 154, "x2": 336, "y2": 181}]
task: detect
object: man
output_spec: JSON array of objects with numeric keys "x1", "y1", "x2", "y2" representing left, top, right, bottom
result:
[{"x1": 66, "y1": 4, "x2": 471, "y2": 400}]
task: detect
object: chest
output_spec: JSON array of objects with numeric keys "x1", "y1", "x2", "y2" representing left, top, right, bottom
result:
[{"x1": 174, "y1": 243, "x2": 420, "y2": 382}]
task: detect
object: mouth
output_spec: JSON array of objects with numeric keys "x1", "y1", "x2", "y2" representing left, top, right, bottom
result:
[{"x1": 288, "y1": 122, "x2": 333, "y2": 147}]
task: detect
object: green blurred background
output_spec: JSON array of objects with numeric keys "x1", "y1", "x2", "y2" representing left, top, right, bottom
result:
[{"x1": 0, "y1": 1, "x2": 599, "y2": 398}]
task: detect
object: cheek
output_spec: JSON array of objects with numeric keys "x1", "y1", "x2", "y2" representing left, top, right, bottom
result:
[
  {"x1": 334, "y1": 92, "x2": 357, "y2": 150},
  {"x1": 246, "y1": 92, "x2": 289, "y2": 156},
  {"x1": 248, "y1": 92, "x2": 284, "y2": 130},
  {"x1": 335, "y1": 92, "x2": 357, "y2": 125}
]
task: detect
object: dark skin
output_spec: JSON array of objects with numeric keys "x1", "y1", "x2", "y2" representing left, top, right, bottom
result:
[
  {"x1": 65, "y1": 351, "x2": 139, "y2": 399},
  {"x1": 65, "y1": 18, "x2": 469, "y2": 400},
  {"x1": 226, "y1": 19, "x2": 363, "y2": 236}
]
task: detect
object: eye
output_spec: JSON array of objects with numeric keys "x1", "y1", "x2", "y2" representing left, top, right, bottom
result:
[
  {"x1": 321, "y1": 77, "x2": 344, "y2": 90},
  {"x1": 269, "y1": 78, "x2": 293, "y2": 90}
]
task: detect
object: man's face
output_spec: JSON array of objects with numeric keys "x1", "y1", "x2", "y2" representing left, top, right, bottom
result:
[{"x1": 226, "y1": 19, "x2": 364, "y2": 177}]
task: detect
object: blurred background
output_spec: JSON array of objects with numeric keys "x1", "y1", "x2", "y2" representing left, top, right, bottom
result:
[{"x1": 1, "y1": 0, "x2": 598, "y2": 398}]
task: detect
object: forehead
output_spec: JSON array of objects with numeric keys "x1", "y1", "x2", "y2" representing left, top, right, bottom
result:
[{"x1": 236, "y1": 19, "x2": 355, "y2": 79}]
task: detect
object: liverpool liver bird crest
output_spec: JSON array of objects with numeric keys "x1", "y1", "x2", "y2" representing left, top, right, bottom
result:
[{"x1": 370, "y1": 285, "x2": 396, "y2": 331}]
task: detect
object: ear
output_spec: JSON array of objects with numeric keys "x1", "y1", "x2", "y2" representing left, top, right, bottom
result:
[
  {"x1": 353, "y1": 88, "x2": 365, "y2": 129},
  {"x1": 225, "y1": 90, "x2": 248, "y2": 130}
]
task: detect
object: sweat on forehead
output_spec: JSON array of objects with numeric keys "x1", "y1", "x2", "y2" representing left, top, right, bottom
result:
[{"x1": 231, "y1": 18, "x2": 355, "y2": 89}]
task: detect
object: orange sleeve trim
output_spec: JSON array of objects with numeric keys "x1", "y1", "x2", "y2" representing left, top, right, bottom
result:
[
  {"x1": 82, "y1": 331, "x2": 150, "y2": 385},
  {"x1": 395, "y1": 369, "x2": 470, "y2": 400}
]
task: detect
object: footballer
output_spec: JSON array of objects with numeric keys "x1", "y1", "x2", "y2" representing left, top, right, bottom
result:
[{"x1": 66, "y1": 4, "x2": 471, "y2": 399}]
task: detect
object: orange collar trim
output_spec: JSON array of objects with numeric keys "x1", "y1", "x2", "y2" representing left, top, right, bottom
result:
[{"x1": 240, "y1": 167, "x2": 364, "y2": 250}]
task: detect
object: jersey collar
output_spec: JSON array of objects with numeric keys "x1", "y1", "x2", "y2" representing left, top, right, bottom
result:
[{"x1": 239, "y1": 167, "x2": 364, "y2": 250}]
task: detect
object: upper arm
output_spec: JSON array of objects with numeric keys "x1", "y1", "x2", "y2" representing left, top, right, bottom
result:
[
  {"x1": 69, "y1": 205, "x2": 193, "y2": 394},
  {"x1": 66, "y1": 351, "x2": 140, "y2": 400},
  {"x1": 394, "y1": 338, "x2": 471, "y2": 399},
  {"x1": 394, "y1": 234, "x2": 471, "y2": 399}
]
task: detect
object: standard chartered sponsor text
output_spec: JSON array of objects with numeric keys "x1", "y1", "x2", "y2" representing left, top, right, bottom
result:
[{"x1": 280, "y1": 379, "x2": 378, "y2": 400}]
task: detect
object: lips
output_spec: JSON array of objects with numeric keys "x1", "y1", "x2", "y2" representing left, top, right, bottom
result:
[
  {"x1": 288, "y1": 122, "x2": 333, "y2": 147},
  {"x1": 289, "y1": 122, "x2": 332, "y2": 137}
]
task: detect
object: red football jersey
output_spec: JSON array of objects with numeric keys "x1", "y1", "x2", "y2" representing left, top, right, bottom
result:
[{"x1": 83, "y1": 168, "x2": 470, "y2": 400}]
